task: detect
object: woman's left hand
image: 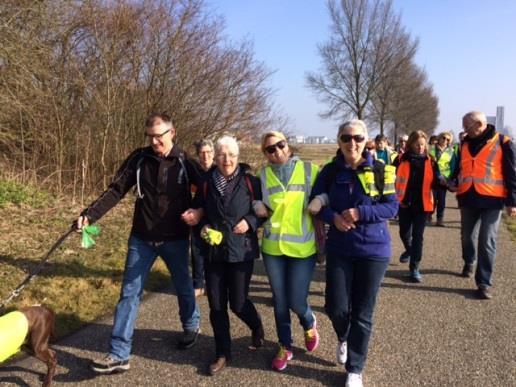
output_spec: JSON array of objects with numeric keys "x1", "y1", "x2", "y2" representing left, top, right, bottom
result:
[
  {"x1": 233, "y1": 219, "x2": 250, "y2": 234},
  {"x1": 341, "y1": 208, "x2": 359, "y2": 223}
]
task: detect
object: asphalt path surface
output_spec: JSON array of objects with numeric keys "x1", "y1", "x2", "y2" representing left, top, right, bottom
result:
[{"x1": 2, "y1": 195, "x2": 515, "y2": 386}]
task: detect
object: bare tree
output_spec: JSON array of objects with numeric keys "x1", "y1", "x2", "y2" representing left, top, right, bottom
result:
[{"x1": 307, "y1": 0, "x2": 412, "y2": 121}]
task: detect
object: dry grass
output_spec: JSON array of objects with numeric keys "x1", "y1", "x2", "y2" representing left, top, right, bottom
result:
[
  {"x1": 0, "y1": 196, "x2": 170, "y2": 337},
  {"x1": 504, "y1": 214, "x2": 516, "y2": 241}
]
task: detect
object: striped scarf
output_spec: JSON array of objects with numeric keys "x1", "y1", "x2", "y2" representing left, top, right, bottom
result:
[{"x1": 213, "y1": 166, "x2": 240, "y2": 197}]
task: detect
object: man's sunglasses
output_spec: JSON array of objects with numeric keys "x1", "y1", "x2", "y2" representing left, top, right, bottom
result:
[
  {"x1": 145, "y1": 129, "x2": 171, "y2": 140},
  {"x1": 265, "y1": 140, "x2": 287, "y2": 154},
  {"x1": 339, "y1": 134, "x2": 366, "y2": 143}
]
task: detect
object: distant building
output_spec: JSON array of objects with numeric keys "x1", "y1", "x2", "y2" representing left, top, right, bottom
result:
[
  {"x1": 306, "y1": 136, "x2": 329, "y2": 144},
  {"x1": 288, "y1": 135, "x2": 306, "y2": 144},
  {"x1": 496, "y1": 106, "x2": 505, "y2": 132}
]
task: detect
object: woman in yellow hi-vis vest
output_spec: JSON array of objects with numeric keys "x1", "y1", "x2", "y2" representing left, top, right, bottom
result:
[{"x1": 253, "y1": 131, "x2": 320, "y2": 372}]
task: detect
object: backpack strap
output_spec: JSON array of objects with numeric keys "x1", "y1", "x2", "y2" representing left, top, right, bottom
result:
[{"x1": 244, "y1": 174, "x2": 255, "y2": 201}]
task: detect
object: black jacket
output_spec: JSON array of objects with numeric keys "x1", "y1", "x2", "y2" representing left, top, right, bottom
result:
[
  {"x1": 82, "y1": 145, "x2": 199, "y2": 241},
  {"x1": 195, "y1": 164, "x2": 262, "y2": 263},
  {"x1": 454, "y1": 125, "x2": 516, "y2": 208}
]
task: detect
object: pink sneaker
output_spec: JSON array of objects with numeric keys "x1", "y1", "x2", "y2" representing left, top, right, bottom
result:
[
  {"x1": 271, "y1": 345, "x2": 293, "y2": 371},
  {"x1": 304, "y1": 314, "x2": 319, "y2": 352}
]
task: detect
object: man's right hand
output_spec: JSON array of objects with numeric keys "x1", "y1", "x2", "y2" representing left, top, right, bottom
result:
[{"x1": 76, "y1": 215, "x2": 89, "y2": 232}]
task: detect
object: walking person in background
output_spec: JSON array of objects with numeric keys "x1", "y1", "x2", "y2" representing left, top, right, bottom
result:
[
  {"x1": 310, "y1": 120, "x2": 398, "y2": 387},
  {"x1": 396, "y1": 134, "x2": 409, "y2": 158},
  {"x1": 183, "y1": 136, "x2": 264, "y2": 375},
  {"x1": 190, "y1": 139, "x2": 215, "y2": 297},
  {"x1": 374, "y1": 134, "x2": 397, "y2": 165},
  {"x1": 429, "y1": 131, "x2": 457, "y2": 226},
  {"x1": 395, "y1": 130, "x2": 441, "y2": 282},
  {"x1": 253, "y1": 131, "x2": 320, "y2": 372},
  {"x1": 454, "y1": 111, "x2": 516, "y2": 299},
  {"x1": 76, "y1": 113, "x2": 201, "y2": 374}
]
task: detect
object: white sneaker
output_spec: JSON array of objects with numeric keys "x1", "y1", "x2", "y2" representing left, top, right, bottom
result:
[
  {"x1": 336, "y1": 341, "x2": 347, "y2": 364},
  {"x1": 345, "y1": 372, "x2": 363, "y2": 387}
]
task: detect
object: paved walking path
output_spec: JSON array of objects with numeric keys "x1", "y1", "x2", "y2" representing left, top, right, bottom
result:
[{"x1": 1, "y1": 194, "x2": 515, "y2": 386}]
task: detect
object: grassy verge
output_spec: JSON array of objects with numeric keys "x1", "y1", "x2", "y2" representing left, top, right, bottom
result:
[
  {"x1": 0, "y1": 180, "x2": 170, "y2": 338},
  {"x1": 504, "y1": 214, "x2": 516, "y2": 241}
]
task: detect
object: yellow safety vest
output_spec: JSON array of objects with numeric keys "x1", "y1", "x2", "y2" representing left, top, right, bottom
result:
[
  {"x1": 260, "y1": 160, "x2": 318, "y2": 258},
  {"x1": 357, "y1": 164, "x2": 396, "y2": 196},
  {"x1": 429, "y1": 145, "x2": 454, "y2": 178},
  {"x1": 0, "y1": 311, "x2": 29, "y2": 362}
]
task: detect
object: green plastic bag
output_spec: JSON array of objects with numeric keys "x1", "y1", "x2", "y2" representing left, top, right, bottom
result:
[{"x1": 81, "y1": 224, "x2": 101, "y2": 249}]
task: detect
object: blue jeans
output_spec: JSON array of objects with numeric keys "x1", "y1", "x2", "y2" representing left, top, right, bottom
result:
[
  {"x1": 398, "y1": 206, "x2": 428, "y2": 270},
  {"x1": 262, "y1": 253, "x2": 316, "y2": 348},
  {"x1": 110, "y1": 235, "x2": 200, "y2": 360},
  {"x1": 325, "y1": 253, "x2": 388, "y2": 373},
  {"x1": 460, "y1": 207, "x2": 502, "y2": 287}
]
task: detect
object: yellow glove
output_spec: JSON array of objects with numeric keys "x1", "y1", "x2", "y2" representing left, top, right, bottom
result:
[{"x1": 202, "y1": 228, "x2": 223, "y2": 245}]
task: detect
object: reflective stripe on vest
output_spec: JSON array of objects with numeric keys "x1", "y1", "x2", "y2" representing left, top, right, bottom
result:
[
  {"x1": 395, "y1": 157, "x2": 434, "y2": 211},
  {"x1": 457, "y1": 133, "x2": 508, "y2": 198},
  {"x1": 357, "y1": 165, "x2": 396, "y2": 197},
  {"x1": 0, "y1": 311, "x2": 29, "y2": 362},
  {"x1": 260, "y1": 161, "x2": 317, "y2": 258}
]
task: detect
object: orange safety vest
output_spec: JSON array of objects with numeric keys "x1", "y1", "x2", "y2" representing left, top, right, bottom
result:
[
  {"x1": 457, "y1": 133, "x2": 508, "y2": 198},
  {"x1": 395, "y1": 156, "x2": 434, "y2": 212}
]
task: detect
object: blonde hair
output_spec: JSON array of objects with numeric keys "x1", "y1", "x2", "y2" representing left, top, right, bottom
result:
[
  {"x1": 406, "y1": 130, "x2": 428, "y2": 153},
  {"x1": 261, "y1": 131, "x2": 287, "y2": 153}
]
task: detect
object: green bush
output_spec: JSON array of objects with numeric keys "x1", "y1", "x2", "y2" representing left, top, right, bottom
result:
[{"x1": 0, "y1": 179, "x2": 53, "y2": 208}]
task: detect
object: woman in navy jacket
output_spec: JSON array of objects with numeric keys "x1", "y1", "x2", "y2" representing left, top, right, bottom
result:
[
  {"x1": 310, "y1": 120, "x2": 398, "y2": 387},
  {"x1": 184, "y1": 136, "x2": 264, "y2": 376}
]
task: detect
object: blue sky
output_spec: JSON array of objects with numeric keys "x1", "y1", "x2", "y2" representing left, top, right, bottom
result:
[{"x1": 206, "y1": 0, "x2": 516, "y2": 138}]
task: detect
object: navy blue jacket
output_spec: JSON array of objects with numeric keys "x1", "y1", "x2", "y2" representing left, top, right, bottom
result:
[
  {"x1": 311, "y1": 152, "x2": 399, "y2": 261},
  {"x1": 194, "y1": 164, "x2": 262, "y2": 263}
]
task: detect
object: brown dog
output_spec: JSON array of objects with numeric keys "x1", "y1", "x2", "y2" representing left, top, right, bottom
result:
[{"x1": 0, "y1": 305, "x2": 56, "y2": 387}]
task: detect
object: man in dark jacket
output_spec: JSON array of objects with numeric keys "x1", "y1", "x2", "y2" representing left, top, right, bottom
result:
[
  {"x1": 455, "y1": 111, "x2": 516, "y2": 299},
  {"x1": 76, "y1": 113, "x2": 201, "y2": 373}
]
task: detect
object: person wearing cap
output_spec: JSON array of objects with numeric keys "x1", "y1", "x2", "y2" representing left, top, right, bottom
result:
[
  {"x1": 183, "y1": 135, "x2": 264, "y2": 375},
  {"x1": 253, "y1": 131, "x2": 320, "y2": 372},
  {"x1": 429, "y1": 131, "x2": 457, "y2": 226}
]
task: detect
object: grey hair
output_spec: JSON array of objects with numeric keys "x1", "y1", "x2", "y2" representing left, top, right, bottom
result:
[
  {"x1": 194, "y1": 139, "x2": 214, "y2": 154},
  {"x1": 337, "y1": 119, "x2": 369, "y2": 140},
  {"x1": 215, "y1": 135, "x2": 239, "y2": 156},
  {"x1": 463, "y1": 111, "x2": 487, "y2": 126}
]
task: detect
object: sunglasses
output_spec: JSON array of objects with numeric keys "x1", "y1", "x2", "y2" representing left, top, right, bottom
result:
[
  {"x1": 265, "y1": 140, "x2": 287, "y2": 154},
  {"x1": 339, "y1": 134, "x2": 366, "y2": 143}
]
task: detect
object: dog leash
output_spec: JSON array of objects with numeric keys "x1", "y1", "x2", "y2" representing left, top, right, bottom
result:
[{"x1": 0, "y1": 226, "x2": 75, "y2": 311}]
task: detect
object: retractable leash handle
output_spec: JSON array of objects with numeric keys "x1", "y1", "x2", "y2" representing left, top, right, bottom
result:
[{"x1": 0, "y1": 226, "x2": 75, "y2": 311}]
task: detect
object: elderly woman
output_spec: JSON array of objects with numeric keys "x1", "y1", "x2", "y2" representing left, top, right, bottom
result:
[
  {"x1": 190, "y1": 139, "x2": 215, "y2": 296},
  {"x1": 310, "y1": 120, "x2": 398, "y2": 387},
  {"x1": 428, "y1": 131, "x2": 456, "y2": 226},
  {"x1": 184, "y1": 136, "x2": 264, "y2": 376},
  {"x1": 254, "y1": 131, "x2": 320, "y2": 372}
]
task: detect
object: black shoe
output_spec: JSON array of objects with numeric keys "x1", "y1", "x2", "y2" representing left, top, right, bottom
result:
[
  {"x1": 177, "y1": 328, "x2": 199, "y2": 349},
  {"x1": 461, "y1": 264, "x2": 474, "y2": 278},
  {"x1": 477, "y1": 286, "x2": 492, "y2": 300},
  {"x1": 90, "y1": 354, "x2": 130, "y2": 374},
  {"x1": 399, "y1": 251, "x2": 410, "y2": 264},
  {"x1": 435, "y1": 219, "x2": 445, "y2": 227},
  {"x1": 249, "y1": 324, "x2": 264, "y2": 350}
]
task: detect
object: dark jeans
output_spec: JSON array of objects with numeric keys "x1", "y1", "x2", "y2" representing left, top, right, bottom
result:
[
  {"x1": 398, "y1": 206, "x2": 428, "y2": 270},
  {"x1": 191, "y1": 231, "x2": 206, "y2": 289},
  {"x1": 262, "y1": 253, "x2": 316, "y2": 348},
  {"x1": 205, "y1": 260, "x2": 262, "y2": 358},
  {"x1": 325, "y1": 253, "x2": 388, "y2": 373},
  {"x1": 432, "y1": 188, "x2": 447, "y2": 220},
  {"x1": 460, "y1": 207, "x2": 502, "y2": 287}
]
